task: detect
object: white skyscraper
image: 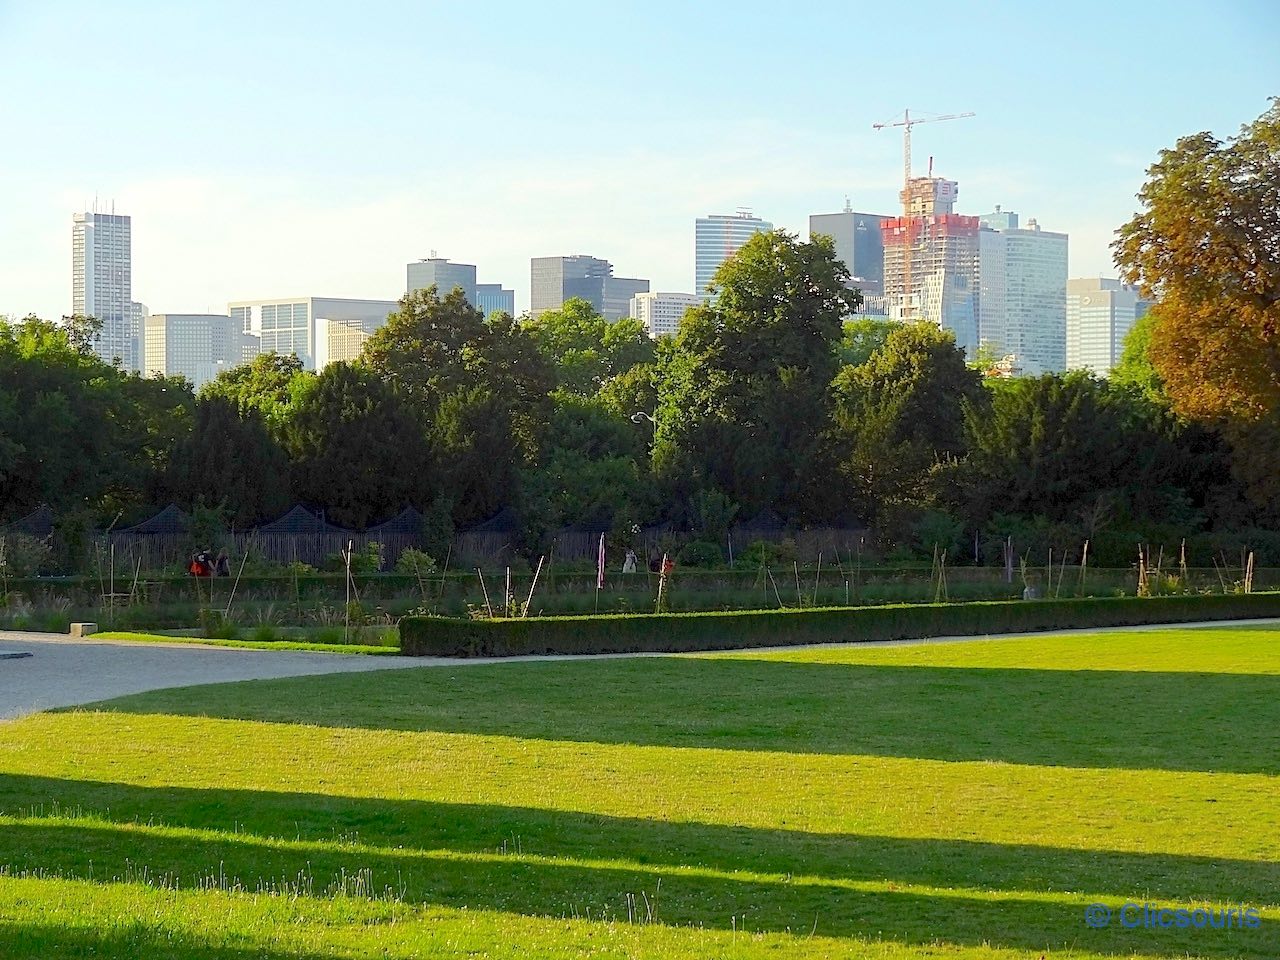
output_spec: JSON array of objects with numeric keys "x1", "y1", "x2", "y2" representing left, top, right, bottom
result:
[
  {"x1": 695, "y1": 211, "x2": 772, "y2": 301},
  {"x1": 72, "y1": 210, "x2": 137, "y2": 369},
  {"x1": 977, "y1": 209, "x2": 1068, "y2": 375},
  {"x1": 631, "y1": 292, "x2": 700, "y2": 338},
  {"x1": 1066, "y1": 278, "x2": 1151, "y2": 376}
]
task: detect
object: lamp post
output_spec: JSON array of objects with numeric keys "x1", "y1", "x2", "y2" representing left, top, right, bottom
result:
[{"x1": 630, "y1": 410, "x2": 657, "y2": 444}]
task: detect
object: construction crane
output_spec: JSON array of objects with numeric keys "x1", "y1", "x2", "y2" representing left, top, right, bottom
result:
[{"x1": 873, "y1": 109, "x2": 974, "y2": 319}]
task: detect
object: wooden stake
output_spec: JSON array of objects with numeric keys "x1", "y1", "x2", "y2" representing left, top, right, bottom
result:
[
  {"x1": 477, "y1": 568, "x2": 494, "y2": 618},
  {"x1": 522, "y1": 556, "x2": 544, "y2": 618}
]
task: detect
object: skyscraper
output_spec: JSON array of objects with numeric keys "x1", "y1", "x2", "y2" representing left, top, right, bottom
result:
[
  {"x1": 1065, "y1": 278, "x2": 1151, "y2": 376},
  {"x1": 474, "y1": 283, "x2": 516, "y2": 317},
  {"x1": 529, "y1": 255, "x2": 649, "y2": 320},
  {"x1": 72, "y1": 210, "x2": 137, "y2": 369},
  {"x1": 695, "y1": 211, "x2": 773, "y2": 300},
  {"x1": 881, "y1": 176, "x2": 980, "y2": 353},
  {"x1": 631, "y1": 292, "x2": 700, "y2": 338},
  {"x1": 978, "y1": 208, "x2": 1069, "y2": 374},
  {"x1": 809, "y1": 202, "x2": 888, "y2": 296},
  {"x1": 406, "y1": 257, "x2": 477, "y2": 304},
  {"x1": 143, "y1": 314, "x2": 260, "y2": 388},
  {"x1": 228, "y1": 296, "x2": 396, "y2": 369}
]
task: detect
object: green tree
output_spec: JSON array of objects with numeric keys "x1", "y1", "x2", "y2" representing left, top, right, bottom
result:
[
  {"x1": 524, "y1": 298, "x2": 655, "y2": 394},
  {"x1": 836, "y1": 317, "x2": 897, "y2": 367},
  {"x1": 833, "y1": 322, "x2": 983, "y2": 532},
  {"x1": 202, "y1": 353, "x2": 312, "y2": 439},
  {"x1": 954, "y1": 372, "x2": 1218, "y2": 534},
  {"x1": 1108, "y1": 309, "x2": 1166, "y2": 404},
  {"x1": 166, "y1": 396, "x2": 291, "y2": 527},
  {"x1": 0, "y1": 317, "x2": 191, "y2": 523},
  {"x1": 1114, "y1": 99, "x2": 1280, "y2": 422},
  {"x1": 361, "y1": 286, "x2": 554, "y2": 525},
  {"x1": 284, "y1": 363, "x2": 430, "y2": 529},
  {"x1": 654, "y1": 230, "x2": 858, "y2": 522}
]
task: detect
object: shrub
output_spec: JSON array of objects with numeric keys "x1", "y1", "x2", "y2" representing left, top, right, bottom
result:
[
  {"x1": 401, "y1": 592, "x2": 1280, "y2": 658},
  {"x1": 738, "y1": 538, "x2": 797, "y2": 567},
  {"x1": 0, "y1": 534, "x2": 52, "y2": 578},
  {"x1": 677, "y1": 540, "x2": 724, "y2": 568},
  {"x1": 324, "y1": 542, "x2": 384, "y2": 574},
  {"x1": 395, "y1": 548, "x2": 438, "y2": 577},
  {"x1": 250, "y1": 624, "x2": 279, "y2": 643}
]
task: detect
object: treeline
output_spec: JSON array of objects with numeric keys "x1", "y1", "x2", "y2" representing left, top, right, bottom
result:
[{"x1": 2, "y1": 228, "x2": 1277, "y2": 572}]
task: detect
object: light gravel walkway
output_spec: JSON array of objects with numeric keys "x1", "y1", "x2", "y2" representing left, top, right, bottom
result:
[
  {"x1": 0, "y1": 632, "x2": 431, "y2": 722},
  {"x1": 2, "y1": 617, "x2": 1275, "y2": 722}
]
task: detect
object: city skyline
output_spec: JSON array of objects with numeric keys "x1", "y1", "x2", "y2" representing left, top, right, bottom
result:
[{"x1": 1, "y1": 1, "x2": 1275, "y2": 322}]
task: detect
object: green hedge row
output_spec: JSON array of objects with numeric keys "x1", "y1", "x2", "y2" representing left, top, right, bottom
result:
[{"x1": 399, "y1": 592, "x2": 1280, "y2": 657}]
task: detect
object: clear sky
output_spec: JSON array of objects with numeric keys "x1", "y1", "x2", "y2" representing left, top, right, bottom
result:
[{"x1": 1, "y1": 0, "x2": 1276, "y2": 319}]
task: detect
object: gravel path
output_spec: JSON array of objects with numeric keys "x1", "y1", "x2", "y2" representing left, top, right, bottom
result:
[
  {"x1": 0, "y1": 632, "x2": 430, "y2": 721},
  {"x1": 2, "y1": 617, "x2": 1275, "y2": 722}
]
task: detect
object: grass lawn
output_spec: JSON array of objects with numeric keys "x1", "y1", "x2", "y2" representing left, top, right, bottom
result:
[{"x1": 0, "y1": 625, "x2": 1276, "y2": 957}]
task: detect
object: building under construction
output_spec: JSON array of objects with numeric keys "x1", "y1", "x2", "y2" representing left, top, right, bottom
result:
[{"x1": 881, "y1": 174, "x2": 981, "y2": 354}]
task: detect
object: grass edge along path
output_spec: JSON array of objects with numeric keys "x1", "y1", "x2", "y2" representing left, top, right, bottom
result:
[{"x1": 90, "y1": 631, "x2": 399, "y2": 656}]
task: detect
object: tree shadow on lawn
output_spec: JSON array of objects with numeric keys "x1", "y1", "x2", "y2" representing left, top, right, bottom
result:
[
  {"x1": 0, "y1": 922, "x2": 341, "y2": 960},
  {"x1": 0, "y1": 774, "x2": 1274, "y2": 929},
  {"x1": 90, "y1": 657, "x2": 1280, "y2": 774},
  {"x1": 0, "y1": 812, "x2": 1274, "y2": 958}
]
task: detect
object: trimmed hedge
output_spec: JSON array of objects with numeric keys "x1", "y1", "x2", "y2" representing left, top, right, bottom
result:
[{"x1": 399, "y1": 592, "x2": 1280, "y2": 657}]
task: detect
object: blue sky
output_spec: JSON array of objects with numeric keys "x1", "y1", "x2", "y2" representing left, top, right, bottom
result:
[{"x1": 1, "y1": 0, "x2": 1276, "y2": 318}]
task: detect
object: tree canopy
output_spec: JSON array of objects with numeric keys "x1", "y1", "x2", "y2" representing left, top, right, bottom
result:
[{"x1": 1114, "y1": 99, "x2": 1280, "y2": 422}]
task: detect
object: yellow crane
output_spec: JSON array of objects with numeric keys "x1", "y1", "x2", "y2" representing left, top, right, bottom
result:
[{"x1": 873, "y1": 109, "x2": 974, "y2": 319}]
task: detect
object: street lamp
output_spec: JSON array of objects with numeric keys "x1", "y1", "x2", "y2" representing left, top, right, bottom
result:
[{"x1": 630, "y1": 410, "x2": 657, "y2": 443}]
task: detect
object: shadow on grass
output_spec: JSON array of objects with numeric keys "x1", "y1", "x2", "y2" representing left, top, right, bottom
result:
[
  {"x1": 1, "y1": 815, "x2": 1275, "y2": 957},
  {"x1": 89, "y1": 657, "x2": 1280, "y2": 774},
  {"x1": 0, "y1": 921, "x2": 336, "y2": 960},
  {"x1": 0, "y1": 773, "x2": 1275, "y2": 959}
]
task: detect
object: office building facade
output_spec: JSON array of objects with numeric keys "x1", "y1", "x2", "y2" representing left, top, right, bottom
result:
[
  {"x1": 406, "y1": 257, "x2": 477, "y2": 304},
  {"x1": 631, "y1": 292, "x2": 700, "y2": 338},
  {"x1": 977, "y1": 209, "x2": 1069, "y2": 375},
  {"x1": 695, "y1": 211, "x2": 773, "y2": 300},
  {"x1": 143, "y1": 314, "x2": 260, "y2": 388},
  {"x1": 72, "y1": 210, "x2": 138, "y2": 369},
  {"x1": 1066, "y1": 278, "x2": 1150, "y2": 376},
  {"x1": 228, "y1": 297, "x2": 396, "y2": 369},
  {"x1": 530, "y1": 255, "x2": 649, "y2": 321},
  {"x1": 809, "y1": 204, "x2": 888, "y2": 296},
  {"x1": 475, "y1": 283, "x2": 515, "y2": 316}
]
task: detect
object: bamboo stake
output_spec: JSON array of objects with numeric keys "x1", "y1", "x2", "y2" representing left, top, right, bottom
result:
[
  {"x1": 223, "y1": 549, "x2": 249, "y2": 619},
  {"x1": 522, "y1": 555, "x2": 544, "y2": 618},
  {"x1": 344, "y1": 539, "x2": 353, "y2": 644},
  {"x1": 813, "y1": 552, "x2": 822, "y2": 606},
  {"x1": 793, "y1": 561, "x2": 802, "y2": 607},
  {"x1": 1080, "y1": 539, "x2": 1090, "y2": 596},
  {"x1": 767, "y1": 566, "x2": 785, "y2": 608},
  {"x1": 477, "y1": 568, "x2": 494, "y2": 618}
]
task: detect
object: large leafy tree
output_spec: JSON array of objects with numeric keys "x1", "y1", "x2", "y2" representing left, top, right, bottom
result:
[
  {"x1": 361, "y1": 287, "x2": 554, "y2": 525},
  {"x1": 284, "y1": 363, "x2": 430, "y2": 529},
  {"x1": 833, "y1": 322, "x2": 983, "y2": 530},
  {"x1": 1114, "y1": 100, "x2": 1280, "y2": 422},
  {"x1": 955, "y1": 372, "x2": 1220, "y2": 533},
  {"x1": 201, "y1": 352, "x2": 312, "y2": 439},
  {"x1": 654, "y1": 230, "x2": 857, "y2": 521},
  {"x1": 0, "y1": 317, "x2": 192, "y2": 522},
  {"x1": 167, "y1": 396, "x2": 291, "y2": 527},
  {"x1": 524, "y1": 298, "x2": 655, "y2": 395}
]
